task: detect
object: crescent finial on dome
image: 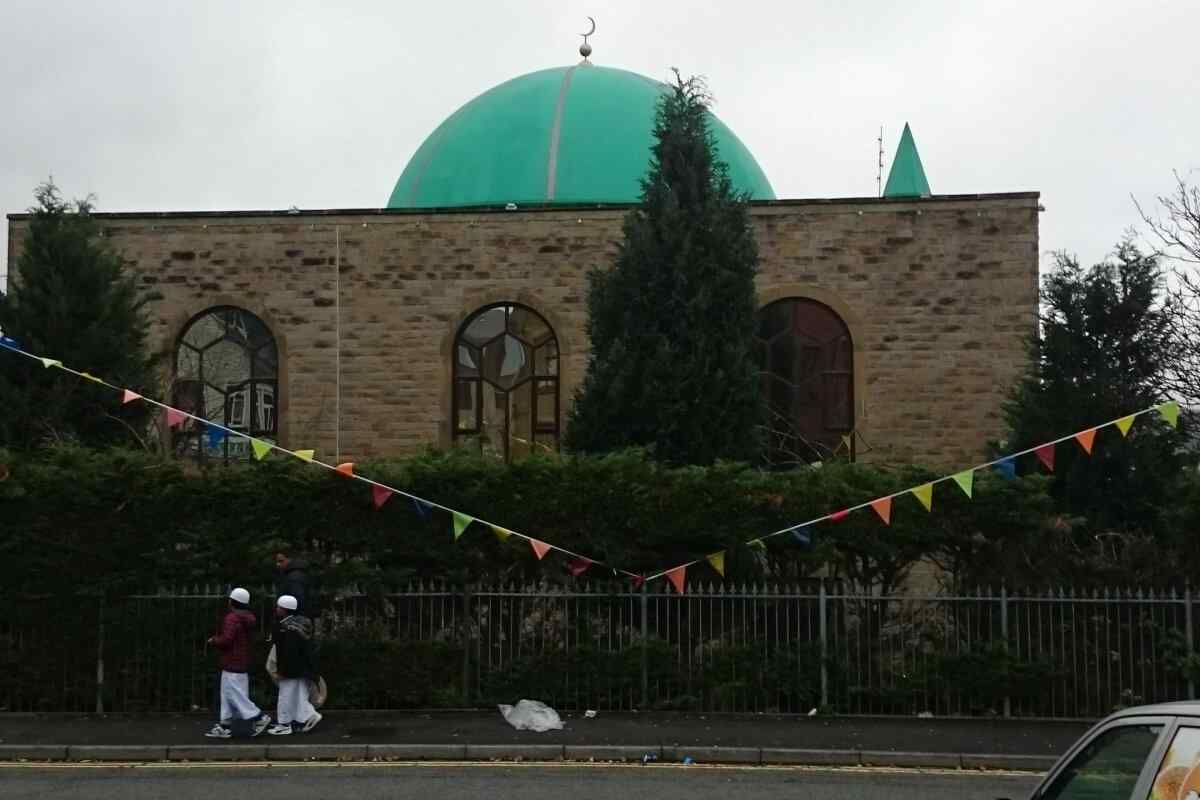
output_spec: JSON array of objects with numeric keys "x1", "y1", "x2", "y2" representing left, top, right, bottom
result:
[{"x1": 579, "y1": 16, "x2": 595, "y2": 61}]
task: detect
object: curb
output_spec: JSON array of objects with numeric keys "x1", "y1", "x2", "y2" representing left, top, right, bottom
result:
[{"x1": 0, "y1": 743, "x2": 1060, "y2": 771}]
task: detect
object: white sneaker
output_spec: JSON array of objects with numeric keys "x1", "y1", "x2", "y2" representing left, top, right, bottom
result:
[
  {"x1": 252, "y1": 714, "x2": 272, "y2": 737},
  {"x1": 204, "y1": 724, "x2": 231, "y2": 739},
  {"x1": 302, "y1": 712, "x2": 322, "y2": 733},
  {"x1": 267, "y1": 723, "x2": 293, "y2": 736}
]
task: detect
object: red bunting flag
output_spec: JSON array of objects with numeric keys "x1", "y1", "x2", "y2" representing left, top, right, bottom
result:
[
  {"x1": 530, "y1": 539, "x2": 552, "y2": 560},
  {"x1": 1035, "y1": 444, "x2": 1055, "y2": 472},
  {"x1": 567, "y1": 558, "x2": 592, "y2": 577},
  {"x1": 122, "y1": 389, "x2": 141, "y2": 404},
  {"x1": 666, "y1": 566, "x2": 687, "y2": 595},
  {"x1": 829, "y1": 509, "x2": 850, "y2": 522},
  {"x1": 870, "y1": 497, "x2": 892, "y2": 525},
  {"x1": 335, "y1": 462, "x2": 355, "y2": 477},
  {"x1": 1075, "y1": 429, "x2": 1096, "y2": 455},
  {"x1": 631, "y1": 575, "x2": 646, "y2": 589},
  {"x1": 165, "y1": 408, "x2": 187, "y2": 428},
  {"x1": 371, "y1": 485, "x2": 393, "y2": 510}
]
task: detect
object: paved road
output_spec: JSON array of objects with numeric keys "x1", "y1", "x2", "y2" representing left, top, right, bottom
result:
[{"x1": 0, "y1": 764, "x2": 1039, "y2": 799}]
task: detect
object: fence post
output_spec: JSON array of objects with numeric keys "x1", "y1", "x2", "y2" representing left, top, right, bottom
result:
[
  {"x1": 1000, "y1": 586, "x2": 1011, "y2": 718},
  {"x1": 1187, "y1": 585, "x2": 1195, "y2": 700},
  {"x1": 819, "y1": 580, "x2": 828, "y2": 709},
  {"x1": 461, "y1": 583, "x2": 472, "y2": 706},
  {"x1": 95, "y1": 595, "x2": 106, "y2": 714},
  {"x1": 640, "y1": 581, "x2": 649, "y2": 710}
]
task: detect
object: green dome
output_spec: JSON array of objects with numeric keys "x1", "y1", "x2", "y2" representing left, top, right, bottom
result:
[{"x1": 387, "y1": 65, "x2": 775, "y2": 209}]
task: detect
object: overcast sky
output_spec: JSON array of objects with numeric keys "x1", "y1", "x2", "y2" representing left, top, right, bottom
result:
[{"x1": 2, "y1": 0, "x2": 1197, "y2": 286}]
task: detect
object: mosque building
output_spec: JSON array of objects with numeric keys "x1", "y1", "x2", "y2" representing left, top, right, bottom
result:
[{"x1": 5, "y1": 34, "x2": 1039, "y2": 468}]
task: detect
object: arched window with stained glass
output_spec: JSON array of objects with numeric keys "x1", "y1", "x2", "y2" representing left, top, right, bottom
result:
[
  {"x1": 173, "y1": 306, "x2": 279, "y2": 461},
  {"x1": 452, "y1": 303, "x2": 559, "y2": 461}
]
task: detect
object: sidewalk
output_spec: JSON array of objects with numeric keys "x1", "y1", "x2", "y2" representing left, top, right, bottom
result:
[{"x1": 0, "y1": 711, "x2": 1089, "y2": 769}]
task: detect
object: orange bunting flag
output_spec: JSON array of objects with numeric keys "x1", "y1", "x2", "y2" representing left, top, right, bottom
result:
[
  {"x1": 1074, "y1": 429, "x2": 1096, "y2": 455},
  {"x1": 567, "y1": 558, "x2": 592, "y2": 577},
  {"x1": 666, "y1": 566, "x2": 687, "y2": 595},
  {"x1": 952, "y1": 470, "x2": 974, "y2": 498},
  {"x1": 371, "y1": 485, "x2": 393, "y2": 510},
  {"x1": 335, "y1": 462, "x2": 355, "y2": 477},
  {"x1": 870, "y1": 497, "x2": 892, "y2": 525},
  {"x1": 706, "y1": 551, "x2": 726, "y2": 577},
  {"x1": 829, "y1": 509, "x2": 850, "y2": 522},
  {"x1": 122, "y1": 389, "x2": 142, "y2": 404},
  {"x1": 912, "y1": 483, "x2": 933, "y2": 512},
  {"x1": 530, "y1": 539, "x2": 552, "y2": 560},
  {"x1": 1158, "y1": 401, "x2": 1180, "y2": 429},
  {"x1": 1034, "y1": 443, "x2": 1055, "y2": 472},
  {"x1": 165, "y1": 408, "x2": 187, "y2": 428},
  {"x1": 1115, "y1": 415, "x2": 1136, "y2": 437}
]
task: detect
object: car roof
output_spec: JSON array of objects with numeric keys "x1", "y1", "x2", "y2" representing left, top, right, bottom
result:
[{"x1": 1110, "y1": 701, "x2": 1200, "y2": 719}]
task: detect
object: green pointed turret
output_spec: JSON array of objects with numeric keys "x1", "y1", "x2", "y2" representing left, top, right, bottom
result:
[{"x1": 883, "y1": 123, "x2": 931, "y2": 198}]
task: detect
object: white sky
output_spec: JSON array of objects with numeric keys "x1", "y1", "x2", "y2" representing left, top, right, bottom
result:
[{"x1": 2, "y1": 0, "x2": 1198, "y2": 286}]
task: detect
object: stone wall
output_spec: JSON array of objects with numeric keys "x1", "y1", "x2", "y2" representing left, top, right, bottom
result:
[{"x1": 5, "y1": 192, "x2": 1039, "y2": 468}]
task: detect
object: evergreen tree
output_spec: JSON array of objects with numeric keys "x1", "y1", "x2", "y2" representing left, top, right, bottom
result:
[
  {"x1": 1003, "y1": 238, "x2": 1185, "y2": 531},
  {"x1": 0, "y1": 181, "x2": 161, "y2": 449},
  {"x1": 565, "y1": 74, "x2": 763, "y2": 465}
]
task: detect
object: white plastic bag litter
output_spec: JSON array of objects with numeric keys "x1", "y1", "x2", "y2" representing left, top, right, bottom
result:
[{"x1": 499, "y1": 699, "x2": 565, "y2": 732}]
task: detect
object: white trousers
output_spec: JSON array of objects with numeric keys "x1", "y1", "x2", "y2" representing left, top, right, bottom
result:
[
  {"x1": 219, "y1": 671, "x2": 262, "y2": 723},
  {"x1": 277, "y1": 678, "x2": 316, "y2": 725}
]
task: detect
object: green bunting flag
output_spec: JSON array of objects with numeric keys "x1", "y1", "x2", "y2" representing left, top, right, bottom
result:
[
  {"x1": 1158, "y1": 401, "x2": 1180, "y2": 428},
  {"x1": 912, "y1": 483, "x2": 933, "y2": 512},
  {"x1": 452, "y1": 511, "x2": 474, "y2": 541},
  {"x1": 952, "y1": 470, "x2": 974, "y2": 498},
  {"x1": 491, "y1": 525, "x2": 512, "y2": 542},
  {"x1": 251, "y1": 439, "x2": 272, "y2": 460}
]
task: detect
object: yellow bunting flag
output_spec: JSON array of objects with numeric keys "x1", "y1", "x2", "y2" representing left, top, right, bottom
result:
[
  {"x1": 452, "y1": 512, "x2": 474, "y2": 541},
  {"x1": 870, "y1": 497, "x2": 892, "y2": 525},
  {"x1": 294, "y1": 449, "x2": 315, "y2": 462},
  {"x1": 79, "y1": 372, "x2": 103, "y2": 384},
  {"x1": 335, "y1": 462, "x2": 355, "y2": 477},
  {"x1": 122, "y1": 389, "x2": 142, "y2": 404},
  {"x1": 706, "y1": 551, "x2": 725, "y2": 577},
  {"x1": 747, "y1": 539, "x2": 766, "y2": 552},
  {"x1": 952, "y1": 470, "x2": 974, "y2": 498},
  {"x1": 1074, "y1": 429, "x2": 1096, "y2": 455},
  {"x1": 491, "y1": 525, "x2": 512, "y2": 542},
  {"x1": 666, "y1": 566, "x2": 687, "y2": 595},
  {"x1": 1158, "y1": 401, "x2": 1180, "y2": 429},
  {"x1": 530, "y1": 538, "x2": 552, "y2": 560},
  {"x1": 39, "y1": 358, "x2": 61, "y2": 369},
  {"x1": 912, "y1": 483, "x2": 933, "y2": 512},
  {"x1": 251, "y1": 439, "x2": 272, "y2": 460},
  {"x1": 1115, "y1": 415, "x2": 1136, "y2": 437}
]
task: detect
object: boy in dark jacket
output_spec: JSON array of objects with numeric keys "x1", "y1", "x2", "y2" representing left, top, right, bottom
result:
[
  {"x1": 205, "y1": 587, "x2": 272, "y2": 738},
  {"x1": 266, "y1": 594, "x2": 322, "y2": 735}
]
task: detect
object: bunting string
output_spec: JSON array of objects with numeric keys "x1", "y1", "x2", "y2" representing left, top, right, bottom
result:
[{"x1": 0, "y1": 337, "x2": 1182, "y2": 594}]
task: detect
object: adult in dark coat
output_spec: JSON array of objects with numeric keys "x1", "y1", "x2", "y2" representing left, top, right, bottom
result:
[{"x1": 274, "y1": 550, "x2": 313, "y2": 616}]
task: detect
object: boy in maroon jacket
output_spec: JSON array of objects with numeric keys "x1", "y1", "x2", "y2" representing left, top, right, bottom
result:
[{"x1": 205, "y1": 587, "x2": 272, "y2": 738}]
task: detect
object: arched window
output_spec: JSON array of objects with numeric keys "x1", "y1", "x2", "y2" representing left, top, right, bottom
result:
[
  {"x1": 755, "y1": 298, "x2": 854, "y2": 466},
  {"x1": 453, "y1": 303, "x2": 559, "y2": 461},
  {"x1": 173, "y1": 306, "x2": 278, "y2": 461}
]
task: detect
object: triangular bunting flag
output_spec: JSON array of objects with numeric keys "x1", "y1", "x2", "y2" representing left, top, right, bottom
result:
[
  {"x1": 952, "y1": 470, "x2": 974, "y2": 498},
  {"x1": 413, "y1": 499, "x2": 432, "y2": 519},
  {"x1": 79, "y1": 372, "x2": 104, "y2": 384},
  {"x1": 706, "y1": 551, "x2": 726, "y2": 577},
  {"x1": 491, "y1": 525, "x2": 512, "y2": 542},
  {"x1": 39, "y1": 358, "x2": 61, "y2": 369},
  {"x1": 792, "y1": 527, "x2": 812, "y2": 547},
  {"x1": 1034, "y1": 444, "x2": 1055, "y2": 472},
  {"x1": 1075, "y1": 429, "x2": 1097, "y2": 455},
  {"x1": 371, "y1": 485, "x2": 393, "y2": 510},
  {"x1": 206, "y1": 424, "x2": 227, "y2": 448},
  {"x1": 666, "y1": 566, "x2": 687, "y2": 595},
  {"x1": 0, "y1": 335, "x2": 20, "y2": 349},
  {"x1": 1115, "y1": 415, "x2": 1136, "y2": 437},
  {"x1": 829, "y1": 509, "x2": 850, "y2": 522},
  {"x1": 747, "y1": 539, "x2": 766, "y2": 551},
  {"x1": 452, "y1": 512, "x2": 474, "y2": 541},
  {"x1": 335, "y1": 462, "x2": 355, "y2": 477},
  {"x1": 122, "y1": 389, "x2": 142, "y2": 404},
  {"x1": 530, "y1": 539, "x2": 552, "y2": 560},
  {"x1": 631, "y1": 575, "x2": 646, "y2": 589},
  {"x1": 870, "y1": 497, "x2": 892, "y2": 525},
  {"x1": 251, "y1": 439, "x2": 272, "y2": 460},
  {"x1": 840, "y1": 434, "x2": 852, "y2": 453},
  {"x1": 294, "y1": 449, "x2": 315, "y2": 462},
  {"x1": 165, "y1": 408, "x2": 187, "y2": 428},
  {"x1": 994, "y1": 458, "x2": 1017, "y2": 480},
  {"x1": 912, "y1": 483, "x2": 933, "y2": 512},
  {"x1": 567, "y1": 558, "x2": 592, "y2": 577},
  {"x1": 1158, "y1": 401, "x2": 1180, "y2": 429}
]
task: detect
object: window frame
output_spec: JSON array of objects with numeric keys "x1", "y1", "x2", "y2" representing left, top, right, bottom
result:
[{"x1": 1033, "y1": 714, "x2": 1175, "y2": 800}]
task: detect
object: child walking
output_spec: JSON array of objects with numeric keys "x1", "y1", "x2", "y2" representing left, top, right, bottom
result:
[
  {"x1": 205, "y1": 587, "x2": 272, "y2": 738},
  {"x1": 267, "y1": 594, "x2": 322, "y2": 735}
]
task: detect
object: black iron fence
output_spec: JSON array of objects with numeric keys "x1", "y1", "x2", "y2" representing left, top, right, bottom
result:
[{"x1": 1, "y1": 582, "x2": 1195, "y2": 718}]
